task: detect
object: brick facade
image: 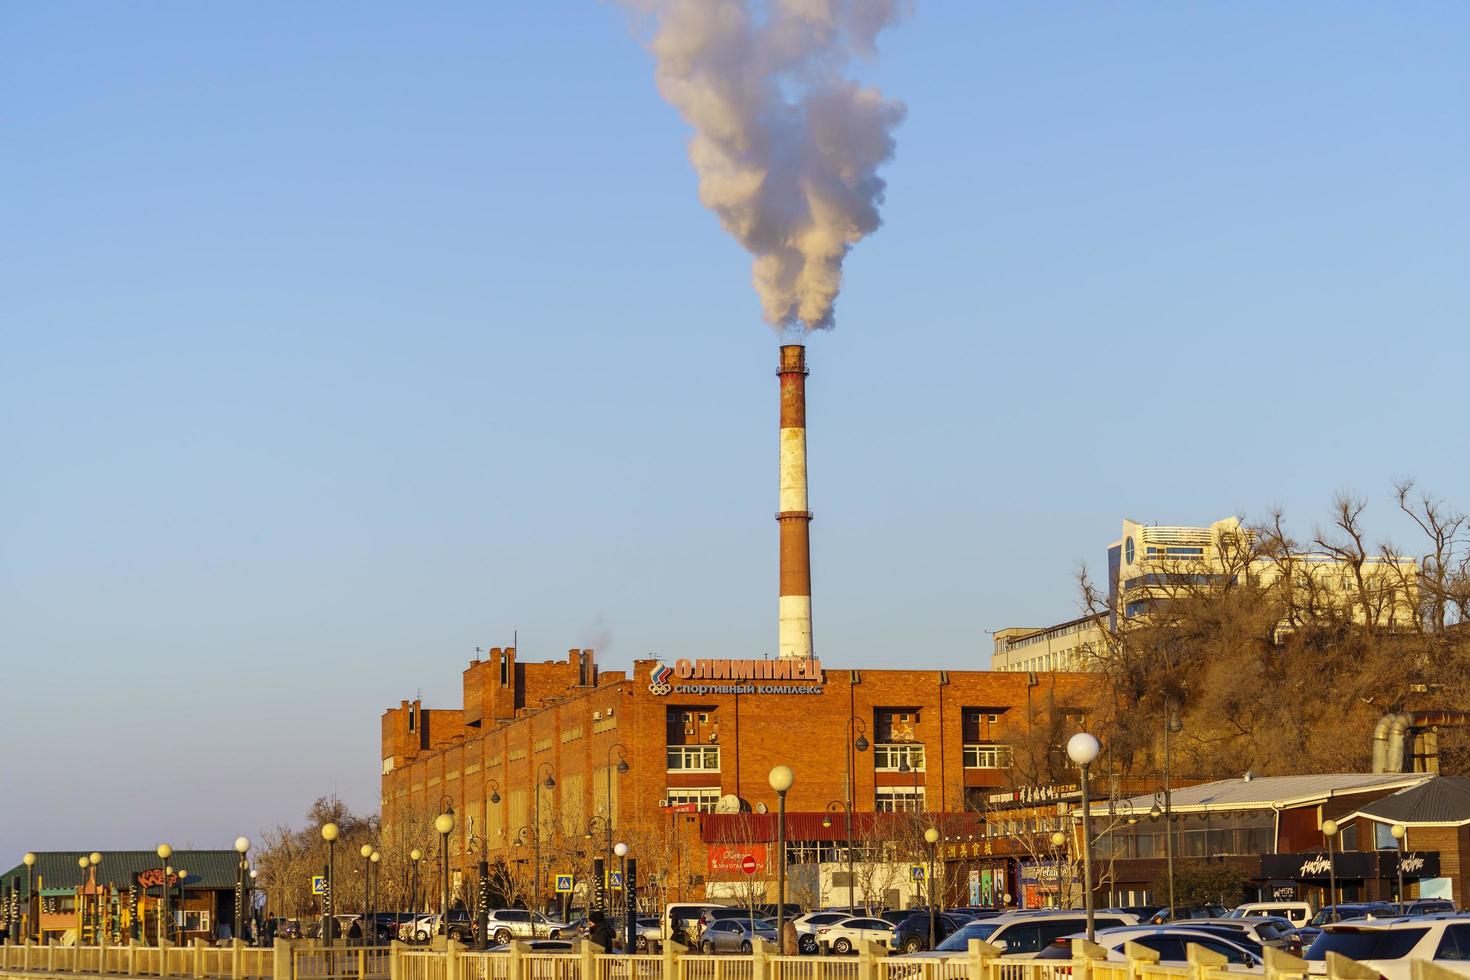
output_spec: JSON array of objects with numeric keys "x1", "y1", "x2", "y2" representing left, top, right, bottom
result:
[{"x1": 380, "y1": 649, "x2": 1092, "y2": 903}]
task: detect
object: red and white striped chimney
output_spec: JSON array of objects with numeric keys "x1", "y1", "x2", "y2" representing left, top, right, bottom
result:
[{"x1": 777, "y1": 344, "x2": 813, "y2": 660}]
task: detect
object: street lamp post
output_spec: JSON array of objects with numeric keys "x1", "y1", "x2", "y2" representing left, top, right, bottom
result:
[
  {"x1": 769, "y1": 765, "x2": 795, "y2": 953},
  {"x1": 923, "y1": 828, "x2": 940, "y2": 948},
  {"x1": 155, "y1": 845, "x2": 172, "y2": 946},
  {"x1": 845, "y1": 720, "x2": 869, "y2": 911},
  {"x1": 1322, "y1": 819, "x2": 1340, "y2": 915},
  {"x1": 1163, "y1": 707, "x2": 1181, "y2": 918},
  {"x1": 358, "y1": 844, "x2": 373, "y2": 945},
  {"x1": 174, "y1": 870, "x2": 187, "y2": 944},
  {"x1": 23, "y1": 852, "x2": 36, "y2": 943},
  {"x1": 614, "y1": 842, "x2": 631, "y2": 951},
  {"x1": 434, "y1": 807, "x2": 455, "y2": 932},
  {"x1": 321, "y1": 822, "x2": 340, "y2": 946},
  {"x1": 1391, "y1": 824, "x2": 1407, "y2": 905},
  {"x1": 370, "y1": 852, "x2": 380, "y2": 942},
  {"x1": 533, "y1": 765, "x2": 556, "y2": 936},
  {"x1": 248, "y1": 868, "x2": 259, "y2": 944},
  {"x1": 409, "y1": 849, "x2": 423, "y2": 917},
  {"x1": 78, "y1": 856, "x2": 90, "y2": 945},
  {"x1": 234, "y1": 838, "x2": 250, "y2": 946},
  {"x1": 606, "y1": 745, "x2": 629, "y2": 903},
  {"x1": 1066, "y1": 732, "x2": 1101, "y2": 942},
  {"x1": 88, "y1": 852, "x2": 102, "y2": 948},
  {"x1": 1049, "y1": 831, "x2": 1067, "y2": 908}
]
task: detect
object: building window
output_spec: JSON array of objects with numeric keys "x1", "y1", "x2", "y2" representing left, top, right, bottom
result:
[
  {"x1": 963, "y1": 743, "x2": 1012, "y2": 769},
  {"x1": 874, "y1": 743, "x2": 925, "y2": 772},
  {"x1": 664, "y1": 788, "x2": 721, "y2": 812},
  {"x1": 875, "y1": 787, "x2": 925, "y2": 812},
  {"x1": 666, "y1": 745, "x2": 721, "y2": 772}
]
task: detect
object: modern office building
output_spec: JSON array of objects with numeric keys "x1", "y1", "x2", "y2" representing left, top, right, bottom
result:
[{"x1": 990, "y1": 617, "x2": 1106, "y2": 673}]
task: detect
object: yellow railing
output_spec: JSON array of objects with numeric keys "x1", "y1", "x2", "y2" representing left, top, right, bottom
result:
[{"x1": 0, "y1": 935, "x2": 1436, "y2": 980}]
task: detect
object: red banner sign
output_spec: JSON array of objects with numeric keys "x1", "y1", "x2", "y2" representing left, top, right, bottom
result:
[
  {"x1": 707, "y1": 844, "x2": 767, "y2": 880},
  {"x1": 135, "y1": 869, "x2": 180, "y2": 889}
]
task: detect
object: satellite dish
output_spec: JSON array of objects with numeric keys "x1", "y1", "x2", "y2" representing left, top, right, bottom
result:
[
  {"x1": 755, "y1": 802, "x2": 768, "y2": 815},
  {"x1": 715, "y1": 795, "x2": 743, "y2": 814}
]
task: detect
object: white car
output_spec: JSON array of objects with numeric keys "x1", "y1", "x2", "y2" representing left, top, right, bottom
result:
[
  {"x1": 905, "y1": 911, "x2": 1140, "y2": 960},
  {"x1": 398, "y1": 914, "x2": 439, "y2": 942},
  {"x1": 1304, "y1": 915, "x2": 1470, "y2": 980},
  {"x1": 1229, "y1": 903, "x2": 1313, "y2": 928},
  {"x1": 814, "y1": 916, "x2": 899, "y2": 954},
  {"x1": 792, "y1": 912, "x2": 857, "y2": 953},
  {"x1": 1079, "y1": 927, "x2": 1263, "y2": 966},
  {"x1": 483, "y1": 909, "x2": 571, "y2": 943}
]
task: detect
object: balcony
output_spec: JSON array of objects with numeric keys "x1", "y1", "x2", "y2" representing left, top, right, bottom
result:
[
  {"x1": 964, "y1": 743, "x2": 1012, "y2": 769},
  {"x1": 873, "y1": 743, "x2": 925, "y2": 772}
]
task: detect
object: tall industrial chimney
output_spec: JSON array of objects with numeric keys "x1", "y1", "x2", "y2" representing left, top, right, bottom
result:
[{"x1": 777, "y1": 344, "x2": 813, "y2": 660}]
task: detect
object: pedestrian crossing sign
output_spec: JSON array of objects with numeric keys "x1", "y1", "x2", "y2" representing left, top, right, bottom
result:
[
  {"x1": 608, "y1": 871, "x2": 624, "y2": 890},
  {"x1": 311, "y1": 876, "x2": 327, "y2": 895},
  {"x1": 910, "y1": 865, "x2": 925, "y2": 882},
  {"x1": 555, "y1": 874, "x2": 574, "y2": 894}
]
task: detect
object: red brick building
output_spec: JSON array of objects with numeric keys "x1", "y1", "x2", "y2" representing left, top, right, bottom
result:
[{"x1": 380, "y1": 648, "x2": 1092, "y2": 911}]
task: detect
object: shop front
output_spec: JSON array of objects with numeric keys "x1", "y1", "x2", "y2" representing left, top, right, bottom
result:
[{"x1": 1260, "y1": 850, "x2": 1441, "y2": 905}]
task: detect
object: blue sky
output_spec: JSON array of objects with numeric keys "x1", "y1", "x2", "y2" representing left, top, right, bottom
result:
[{"x1": 3, "y1": 2, "x2": 1467, "y2": 858}]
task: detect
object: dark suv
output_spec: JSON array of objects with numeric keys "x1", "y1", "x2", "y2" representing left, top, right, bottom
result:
[{"x1": 890, "y1": 912, "x2": 971, "y2": 953}]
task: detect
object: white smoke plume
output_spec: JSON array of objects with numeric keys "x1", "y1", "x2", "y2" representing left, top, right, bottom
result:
[{"x1": 621, "y1": 0, "x2": 907, "y2": 332}]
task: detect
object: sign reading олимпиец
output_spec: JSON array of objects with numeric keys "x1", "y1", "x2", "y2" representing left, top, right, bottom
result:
[{"x1": 648, "y1": 658, "x2": 824, "y2": 696}]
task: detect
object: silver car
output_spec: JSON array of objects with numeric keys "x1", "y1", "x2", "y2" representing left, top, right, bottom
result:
[{"x1": 699, "y1": 918, "x2": 779, "y2": 955}]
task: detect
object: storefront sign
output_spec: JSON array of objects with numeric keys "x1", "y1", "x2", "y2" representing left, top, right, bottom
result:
[
  {"x1": 987, "y1": 784, "x2": 1079, "y2": 807},
  {"x1": 1383, "y1": 852, "x2": 1439, "y2": 879},
  {"x1": 1261, "y1": 851, "x2": 1378, "y2": 880},
  {"x1": 134, "y1": 869, "x2": 180, "y2": 890},
  {"x1": 648, "y1": 659, "x2": 825, "y2": 696},
  {"x1": 707, "y1": 844, "x2": 768, "y2": 879}
]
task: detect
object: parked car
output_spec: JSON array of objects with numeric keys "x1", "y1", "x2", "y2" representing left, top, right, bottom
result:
[
  {"x1": 1106, "y1": 906, "x2": 1163, "y2": 923},
  {"x1": 1309, "y1": 903, "x2": 1398, "y2": 927},
  {"x1": 398, "y1": 914, "x2": 438, "y2": 942},
  {"x1": 889, "y1": 912, "x2": 972, "y2": 953},
  {"x1": 1304, "y1": 914, "x2": 1470, "y2": 980},
  {"x1": 1157, "y1": 916, "x2": 1292, "y2": 949},
  {"x1": 1398, "y1": 900, "x2": 1457, "y2": 916},
  {"x1": 699, "y1": 918, "x2": 779, "y2": 954},
  {"x1": 793, "y1": 912, "x2": 857, "y2": 954},
  {"x1": 904, "y1": 911, "x2": 1141, "y2": 960},
  {"x1": 698, "y1": 907, "x2": 761, "y2": 939},
  {"x1": 1230, "y1": 902, "x2": 1313, "y2": 928},
  {"x1": 755, "y1": 904, "x2": 804, "y2": 921},
  {"x1": 661, "y1": 903, "x2": 727, "y2": 949},
  {"x1": 813, "y1": 916, "x2": 899, "y2": 955},
  {"x1": 1034, "y1": 927, "x2": 1262, "y2": 966},
  {"x1": 1148, "y1": 906, "x2": 1229, "y2": 924},
  {"x1": 484, "y1": 909, "x2": 571, "y2": 943}
]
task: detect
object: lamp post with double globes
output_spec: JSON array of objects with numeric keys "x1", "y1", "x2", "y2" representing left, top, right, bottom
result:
[
  {"x1": 768, "y1": 765, "x2": 795, "y2": 952},
  {"x1": 1392, "y1": 824, "x2": 1408, "y2": 905},
  {"x1": 1066, "y1": 732, "x2": 1101, "y2": 942},
  {"x1": 88, "y1": 852, "x2": 102, "y2": 948}
]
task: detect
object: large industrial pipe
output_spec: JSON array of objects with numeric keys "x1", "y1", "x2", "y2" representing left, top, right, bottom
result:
[{"x1": 777, "y1": 344, "x2": 813, "y2": 660}]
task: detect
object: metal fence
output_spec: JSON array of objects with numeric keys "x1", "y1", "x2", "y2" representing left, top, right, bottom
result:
[{"x1": 0, "y1": 936, "x2": 1440, "y2": 980}]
